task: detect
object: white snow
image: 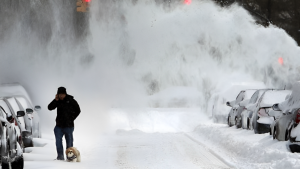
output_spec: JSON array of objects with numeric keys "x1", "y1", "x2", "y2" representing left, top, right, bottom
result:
[
  {"x1": 257, "y1": 116, "x2": 274, "y2": 124},
  {"x1": 259, "y1": 90, "x2": 291, "y2": 108},
  {"x1": 192, "y1": 124, "x2": 300, "y2": 169},
  {"x1": 290, "y1": 124, "x2": 300, "y2": 140},
  {"x1": 1, "y1": 0, "x2": 300, "y2": 168},
  {"x1": 24, "y1": 109, "x2": 231, "y2": 169},
  {"x1": 20, "y1": 108, "x2": 300, "y2": 169},
  {"x1": 279, "y1": 82, "x2": 300, "y2": 113}
]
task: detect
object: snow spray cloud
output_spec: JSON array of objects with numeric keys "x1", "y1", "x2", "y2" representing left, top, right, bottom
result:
[
  {"x1": 88, "y1": 0, "x2": 300, "y2": 106},
  {"x1": 0, "y1": 0, "x2": 300, "y2": 132}
]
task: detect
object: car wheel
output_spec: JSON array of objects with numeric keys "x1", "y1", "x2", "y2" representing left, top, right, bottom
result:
[
  {"x1": 285, "y1": 129, "x2": 290, "y2": 141},
  {"x1": 235, "y1": 117, "x2": 237, "y2": 126},
  {"x1": 241, "y1": 117, "x2": 246, "y2": 129},
  {"x1": 21, "y1": 140, "x2": 25, "y2": 153},
  {"x1": 2, "y1": 156, "x2": 24, "y2": 169},
  {"x1": 247, "y1": 118, "x2": 250, "y2": 130},
  {"x1": 228, "y1": 116, "x2": 231, "y2": 127},
  {"x1": 235, "y1": 117, "x2": 241, "y2": 128},
  {"x1": 273, "y1": 128, "x2": 277, "y2": 140}
]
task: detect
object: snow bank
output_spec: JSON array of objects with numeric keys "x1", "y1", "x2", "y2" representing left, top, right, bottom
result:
[{"x1": 191, "y1": 124, "x2": 300, "y2": 169}]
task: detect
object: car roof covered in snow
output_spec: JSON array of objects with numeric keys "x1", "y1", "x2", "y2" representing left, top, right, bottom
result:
[
  {"x1": 259, "y1": 90, "x2": 291, "y2": 108},
  {"x1": 278, "y1": 82, "x2": 300, "y2": 113},
  {"x1": 0, "y1": 83, "x2": 32, "y2": 104}
]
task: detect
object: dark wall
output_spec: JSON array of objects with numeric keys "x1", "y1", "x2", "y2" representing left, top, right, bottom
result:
[{"x1": 214, "y1": 0, "x2": 300, "y2": 45}]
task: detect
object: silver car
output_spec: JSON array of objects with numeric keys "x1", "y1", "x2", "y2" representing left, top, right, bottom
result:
[
  {"x1": 270, "y1": 82, "x2": 300, "y2": 141},
  {"x1": 0, "y1": 100, "x2": 24, "y2": 169},
  {"x1": 241, "y1": 89, "x2": 269, "y2": 129},
  {"x1": 271, "y1": 108, "x2": 294, "y2": 141},
  {"x1": 227, "y1": 89, "x2": 257, "y2": 128},
  {"x1": 250, "y1": 90, "x2": 291, "y2": 134},
  {"x1": 0, "y1": 84, "x2": 42, "y2": 149},
  {"x1": 289, "y1": 108, "x2": 300, "y2": 143},
  {"x1": 15, "y1": 96, "x2": 42, "y2": 138}
]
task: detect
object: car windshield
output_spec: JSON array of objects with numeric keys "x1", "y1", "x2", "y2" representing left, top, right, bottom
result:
[
  {"x1": 260, "y1": 90, "x2": 291, "y2": 107},
  {"x1": 15, "y1": 96, "x2": 32, "y2": 110},
  {"x1": 0, "y1": 100, "x2": 12, "y2": 117},
  {"x1": 236, "y1": 91, "x2": 245, "y2": 103},
  {"x1": 6, "y1": 98, "x2": 21, "y2": 114},
  {"x1": 244, "y1": 90, "x2": 257, "y2": 100},
  {"x1": 249, "y1": 91, "x2": 259, "y2": 104}
]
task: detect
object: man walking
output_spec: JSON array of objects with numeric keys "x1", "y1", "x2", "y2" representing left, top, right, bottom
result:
[{"x1": 48, "y1": 87, "x2": 81, "y2": 160}]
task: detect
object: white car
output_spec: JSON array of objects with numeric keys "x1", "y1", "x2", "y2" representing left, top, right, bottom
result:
[
  {"x1": 227, "y1": 89, "x2": 257, "y2": 128},
  {"x1": 0, "y1": 84, "x2": 42, "y2": 148},
  {"x1": 0, "y1": 99, "x2": 24, "y2": 169},
  {"x1": 270, "y1": 82, "x2": 300, "y2": 145},
  {"x1": 208, "y1": 81, "x2": 266, "y2": 124},
  {"x1": 249, "y1": 90, "x2": 291, "y2": 134},
  {"x1": 241, "y1": 89, "x2": 270, "y2": 129}
]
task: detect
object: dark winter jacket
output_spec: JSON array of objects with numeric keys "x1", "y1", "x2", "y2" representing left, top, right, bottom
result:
[{"x1": 48, "y1": 95, "x2": 81, "y2": 128}]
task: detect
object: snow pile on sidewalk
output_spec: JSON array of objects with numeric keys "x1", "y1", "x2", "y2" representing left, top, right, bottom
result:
[{"x1": 191, "y1": 124, "x2": 300, "y2": 169}]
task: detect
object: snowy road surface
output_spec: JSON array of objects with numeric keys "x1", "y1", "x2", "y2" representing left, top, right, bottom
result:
[
  {"x1": 23, "y1": 109, "x2": 232, "y2": 169},
  {"x1": 24, "y1": 131, "x2": 230, "y2": 169},
  {"x1": 22, "y1": 109, "x2": 300, "y2": 169}
]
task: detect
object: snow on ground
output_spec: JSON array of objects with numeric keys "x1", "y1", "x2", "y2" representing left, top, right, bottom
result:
[
  {"x1": 23, "y1": 108, "x2": 230, "y2": 169},
  {"x1": 191, "y1": 124, "x2": 300, "y2": 169},
  {"x1": 21, "y1": 108, "x2": 300, "y2": 169}
]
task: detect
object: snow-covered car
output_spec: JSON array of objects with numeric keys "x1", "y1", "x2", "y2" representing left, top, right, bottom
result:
[
  {"x1": 226, "y1": 89, "x2": 257, "y2": 128},
  {"x1": 289, "y1": 109, "x2": 300, "y2": 143},
  {"x1": 208, "y1": 80, "x2": 266, "y2": 124},
  {"x1": 0, "y1": 100, "x2": 24, "y2": 169},
  {"x1": 270, "y1": 102, "x2": 293, "y2": 141},
  {"x1": 271, "y1": 82, "x2": 300, "y2": 141},
  {"x1": 0, "y1": 84, "x2": 42, "y2": 148},
  {"x1": 249, "y1": 90, "x2": 291, "y2": 134},
  {"x1": 241, "y1": 89, "x2": 270, "y2": 129},
  {"x1": 14, "y1": 96, "x2": 41, "y2": 138},
  {"x1": 271, "y1": 108, "x2": 295, "y2": 141}
]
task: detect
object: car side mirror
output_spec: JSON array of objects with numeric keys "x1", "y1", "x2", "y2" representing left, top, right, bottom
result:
[
  {"x1": 226, "y1": 101, "x2": 232, "y2": 107},
  {"x1": 272, "y1": 103, "x2": 281, "y2": 111},
  {"x1": 17, "y1": 111, "x2": 25, "y2": 117},
  {"x1": 34, "y1": 105, "x2": 41, "y2": 111},
  {"x1": 26, "y1": 108, "x2": 34, "y2": 114},
  {"x1": 226, "y1": 102, "x2": 231, "y2": 107}
]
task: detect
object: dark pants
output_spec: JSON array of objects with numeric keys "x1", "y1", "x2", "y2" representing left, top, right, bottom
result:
[{"x1": 54, "y1": 126, "x2": 74, "y2": 160}]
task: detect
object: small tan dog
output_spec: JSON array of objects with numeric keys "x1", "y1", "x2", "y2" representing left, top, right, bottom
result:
[{"x1": 66, "y1": 147, "x2": 81, "y2": 162}]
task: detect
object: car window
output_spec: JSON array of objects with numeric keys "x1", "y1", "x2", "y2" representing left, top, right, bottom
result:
[
  {"x1": 0, "y1": 108, "x2": 5, "y2": 119},
  {"x1": 6, "y1": 98, "x2": 21, "y2": 114},
  {"x1": 249, "y1": 91, "x2": 259, "y2": 104},
  {"x1": 236, "y1": 91, "x2": 245, "y2": 103},
  {"x1": 0, "y1": 100, "x2": 12, "y2": 117},
  {"x1": 15, "y1": 97, "x2": 32, "y2": 110}
]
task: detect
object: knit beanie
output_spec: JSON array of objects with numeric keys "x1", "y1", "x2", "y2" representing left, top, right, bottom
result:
[{"x1": 57, "y1": 87, "x2": 67, "y2": 95}]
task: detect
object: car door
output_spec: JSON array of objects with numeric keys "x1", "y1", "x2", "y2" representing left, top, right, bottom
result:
[
  {"x1": 0, "y1": 100, "x2": 18, "y2": 155},
  {"x1": 5, "y1": 98, "x2": 26, "y2": 132},
  {"x1": 15, "y1": 97, "x2": 33, "y2": 133}
]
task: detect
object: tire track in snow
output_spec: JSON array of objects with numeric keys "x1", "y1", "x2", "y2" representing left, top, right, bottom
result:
[{"x1": 184, "y1": 133, "x2": 235, "y2": 169}]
